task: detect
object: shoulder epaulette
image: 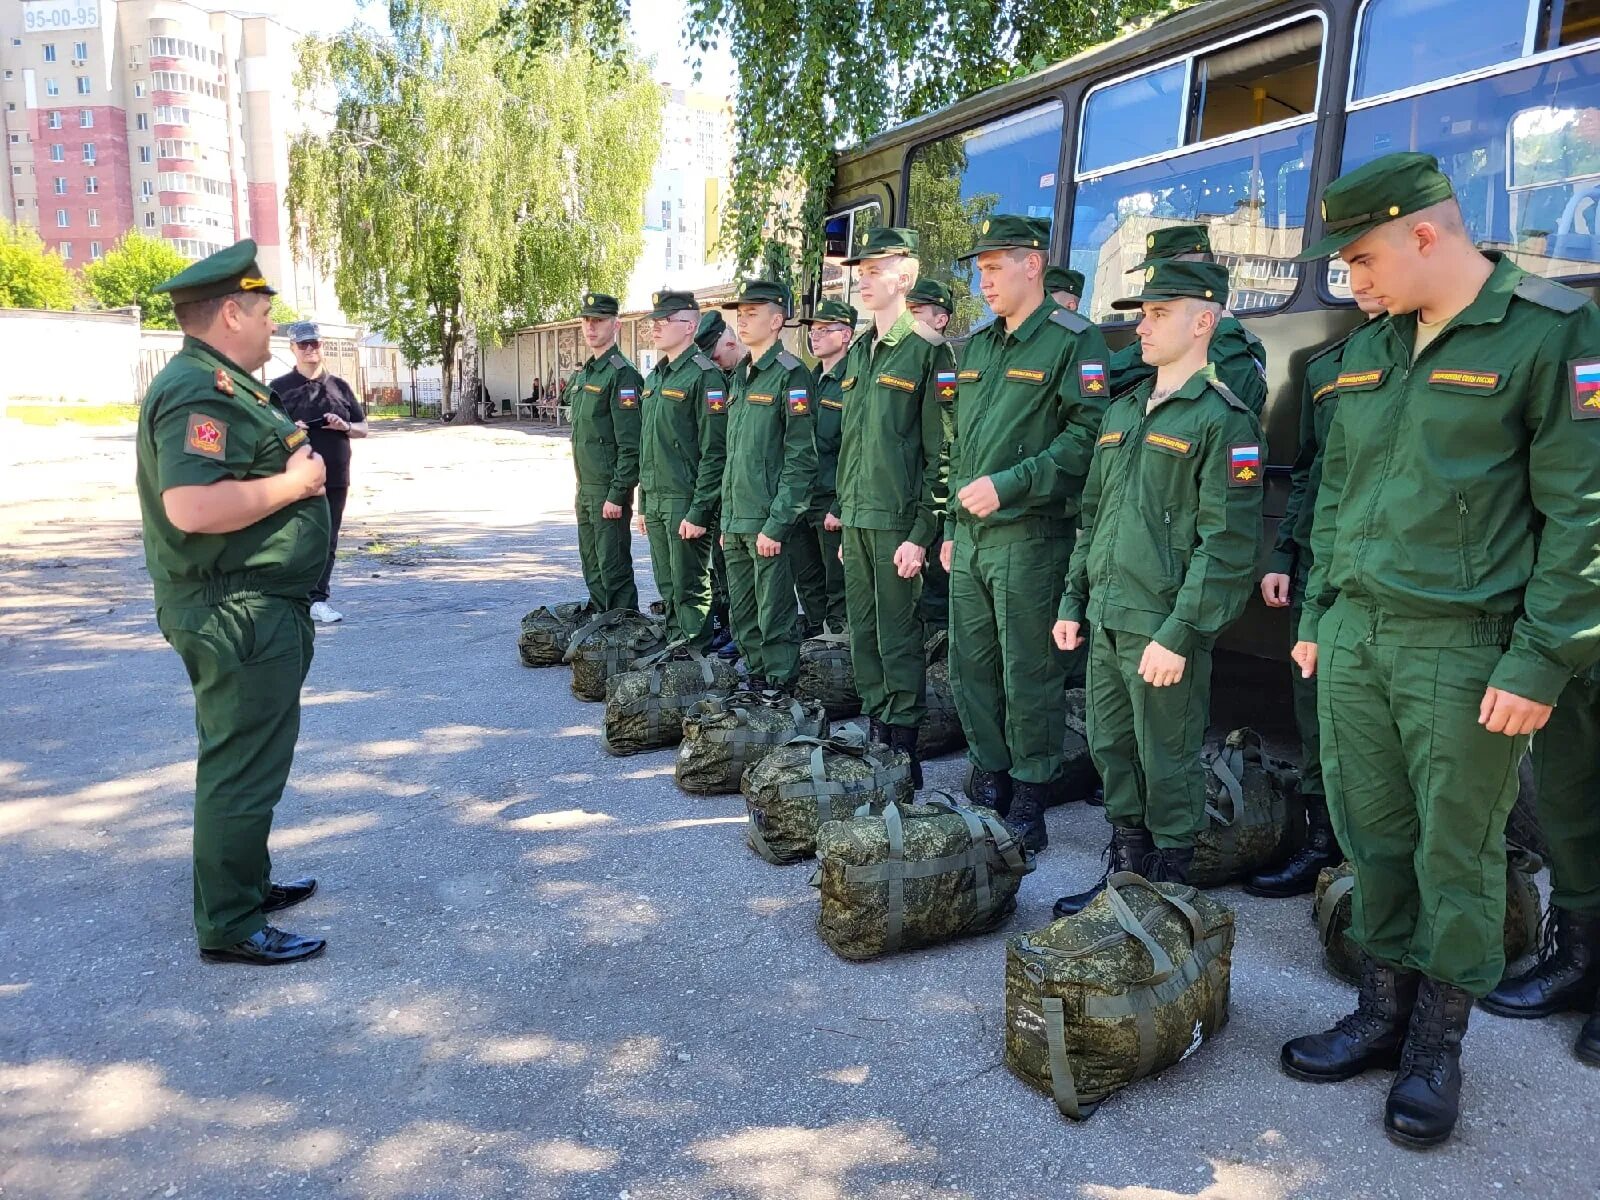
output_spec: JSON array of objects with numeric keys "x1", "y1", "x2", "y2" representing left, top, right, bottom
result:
[
  {"x1": 1209, "y1": 377, "x2": 1249, "y2": 413},
  {"x1": 776, "y1": 349, "x2": 802, "y2": 370},
  {"x1": 1514, "y1": 273, "x2": 1589, "y2": 314},
  {"x1": 912, "y1": 320, "x2": 946, "y2": 346},
  {"x1": 693, "y1": 351, "x2": 717, "y2": 372},
  {"x1": 608, "y1": 351, "x2": 627, "y2": 370},
  {"x1": 1048, "y1": 307, "x2": 1092, "y2": 335}
]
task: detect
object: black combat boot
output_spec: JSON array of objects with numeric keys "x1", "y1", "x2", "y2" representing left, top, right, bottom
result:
[
  {"x1": 887, "y1": 724, "x2": 922, "y2": 790},
  {"x1": 1085, "y1": 785, "x2": 1105, "y2": 808},
  {"x1": 1480, "y1": 906, "x2": 1600, "y2": 1019},
  {"x1": 1142, "y1": 845, "x2": 1194, "y2": 885},
  {"x1": 1245, "y1": 791, "x2": 1342, "y2": 898},
  {"x1": 1579, "y1": 1005, "x2": 1600, "y2": 1066},
  {"x1": 965, "y1": 767, "x2": 1014, "y2": 817},
  {"x1": 1281, "y1": 955, "x2": 1420, "y2": 1082},
  {"x1": 1052, "y1": 825, "x2": 1153, "y2": 918},
  {"x1": 1385, "y1": 977, "x2": 1473, "y2": 1147},
  {"x1": 1004, "y1": 781, "x2": 1049, "y2": 853}
]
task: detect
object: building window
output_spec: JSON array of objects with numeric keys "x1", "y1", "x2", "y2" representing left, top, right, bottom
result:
[
  {"x1": 61, "y1": 243, "x2": 72, "y2": 260},
  {"x1": 90, "y1": 241, "x2": 102, "y2": 259},
  {"x1": 88, "y1": 210, "x2": 99, "y2": 227},
  {"x1": 49, "y1": 144, "x2": 65, "y2": 162},
  {"x1": 144, "y1": 211, "x2": 157, "y2": 227},
  {"x1": 134, "y1": 82, "x2": 145, "y2": 98},
  {"x1": 45, "y1": 79, "x2": 60, "y2": 96},
  {"x1": 43, "y1": 44, "x2": 57, "y2": 62},
  {"x1": 140, "y1": 181, "x2": 153, "y2": 201},
  {"x1": 47, "y1": 111, "x2": 61, "y2": 129},
  {"x1": 135, "y1": 113, "x2": 149, "y2": 131},
  {"x1": 76, "y1": 77, "x2": 91, "y2": 96},
  {"x1": 53, "y1": 177, "x2": 67, "y2": 195},
  {"x1": 73, "y1": 41, "x2": 88, "y2": 60},
  {"x1": 85, "y1": 176, "x2": 98, "y2": 194},
  {"x1": 82, "y1": 143, "x2": 96, "y2": 163},
  {"x1": 2, "y1": 70, "x2": 12, "y2": 81},
  {"x1": 9, "y1": 166, "x2": 19, "y2": 176},
  {"x1": 6, "y1": 134, "x2": 16, "y2": 145},
  {"x1": 79, "y1": 110, "x2": 93, "y2": 128},
  {"x1": 138, "y1": 146, "x2": 151, "y2": 163},
  {"x1": 56, "y1": 210, "x2": 69, "y2": 227}
]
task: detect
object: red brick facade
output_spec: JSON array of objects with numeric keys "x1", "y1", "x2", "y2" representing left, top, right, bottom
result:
[{"x1": 34, "y1": 104, "x2": 134, "y2": 265}]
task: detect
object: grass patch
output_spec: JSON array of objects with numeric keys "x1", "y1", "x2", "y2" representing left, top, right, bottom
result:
[{"x1": 6, "y1": 403, "x2": 140, "y2": 426}]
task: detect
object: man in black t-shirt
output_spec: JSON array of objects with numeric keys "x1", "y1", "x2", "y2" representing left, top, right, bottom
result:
[{"x1": 270, "y1": 322, "x2": 368, "y2": 623}]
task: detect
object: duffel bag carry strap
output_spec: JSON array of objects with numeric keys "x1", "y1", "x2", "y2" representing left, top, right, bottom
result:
[
  {"x1": 639, "y1": 641, "x2": 717, "y2": 693},
  {"x1": 1317, "y1": 873, "x2": 1356, "y2": 949},
  {"x1": 561, "y1": 608, "x2": 628, "y2": 663},
  {"x1": 1203, "y1": 744, "x2": 1245, "y2": 826},
  {"x1": 924, "y1": 628, "x2": 949, "y2": 665}
]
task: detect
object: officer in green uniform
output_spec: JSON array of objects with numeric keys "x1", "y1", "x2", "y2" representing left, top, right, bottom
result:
[
  {"x1": 1045, "y1": 266, "x2": 1084, "y2": 312},
  {"x1": 719, "y1": 279, "x2": 818, "y2": 688},
  {"x1": 567, "y1": 292, "x2": 642, "y2": 611},
  {"x1": 135, "y1": 241, "x2": 331, "y2": 965},
  {"x1": 791, "y1": 299, "x2": 855, "y2": 636},
  {"x1": 1247, "y1": 293, "x2": 1387, "y2": 898},
  {"x1": 696, "y1": 309, "x2": 741, "y2": 656},
  {"x1": 1281, "y1": 153, "x2": 1600, "y2": 1147},
  {"x1": 835, "y1": 228, "x2": 954, "y2": 784},
  {"x1": 1105, "y1": 225, "x2": 1268, "y2": 415},
  {"x1": 940, "y1": 216, "x2": 1111, "y2": 845},
  {"x1": 906, "y1": 278, "x2": 955, "y2": 333},
  {"x1": 1481, "y1": 667, "x2": 1600, "y2": 1065},
  {"x1": 1052, "y1": 259, "x2": 1263, "y2": 904},
  {"x1": 637, "y1": 289, "x2": 727, "y2": 646},
  {"x1": 905, "y1": 278, "x2": 956, "y2": 635}
]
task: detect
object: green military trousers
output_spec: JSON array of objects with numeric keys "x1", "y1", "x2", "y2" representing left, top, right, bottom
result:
[
  {"x1": 843, "y1": 526, "x2": 925, "y2": 728},
  {"x1": 575, "y1": 484, "x2": 638, "y2": 612},
  {"x1": 790, "y1": 510, "x2": 845, "y2": 634},
  {"x1": 1531, "y1": 672, "x2": 1600, "y2": 914},
  {"x1": 724, "y1": 531, "x2": 801, "y2": 685},
  {"x1": 1317, "y1": 599, "x2": 1528, "y2": 996},
  {"x1": 1086, "y1": 623, "x2": 1212, "y2": 845},
  {"x1": 711, "y1": 536, "x2": 730, "y2": 626},
  {"x1": 949, "y1": 532, "x2": 1072, "y2": 784},
  {"x1": 643, "y1": 498, "x2": 715, "y2": 646},
  {"x1": 1290, "y1": 561, "x2": 1325, "y2": 801},
  {"x1": 157, "y1": 596, "x2": 315, "y2": 949}
]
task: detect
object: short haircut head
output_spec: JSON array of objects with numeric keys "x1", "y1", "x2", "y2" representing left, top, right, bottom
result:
[
  {"x1": 1396, "y1": 197, "x2": 1467, "y2": 241},
  {"x1": 174, "y1": 292, "x2": 247, "y2": 335}
]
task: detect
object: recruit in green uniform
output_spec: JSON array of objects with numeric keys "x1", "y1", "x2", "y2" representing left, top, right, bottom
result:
[
  {"x1": 719, "y1": 279, "x2": 818, "y2": 688},
  {"x1": 1281, "y1": 152, "x2": 1600, "y2": 1147},
  {"x1": 1105, "y1": 225, "x2": 1268, "y2": 414},
  {"x1": 835, "y1": 228, "x2": 955, "y2": 784},
  {"x1": 637, "y1": 289, "x2": 727, "y2": 646},
  {"x1": 1053, "y1": 259, "x2": 1263, "y2": 909},
  {"x1": 567, "y1": 292, "x2": 643, "y2": 612},
  {"x1": 905, "y1": 277, "x2": 957, "y2": 634},
  {"x1": 791, "y1": 299, "x2": 855, "y2": 636},
  {"x1": 693, "y1": 308, "x2": 743, "y2": 656},
  {"x1": 1246, "y1": 297, "x2": 1384, "y2": 899},
  {"x1": 135, "y1": 240, "x2": 331, "y2": 965},
  {"x1": 1045, "y1": 265, "x2": 1085, "y2": 312},
  {"x1": 942, "y1": 215, "x2": 1111, "y2": 848}
]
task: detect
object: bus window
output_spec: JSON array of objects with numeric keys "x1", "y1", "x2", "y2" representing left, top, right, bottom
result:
[
  {"x1": 1545, "y1": 0, "x2": 1600, "y2": 48},
  {"x1": 1331, "y1": 50, "x2": 1600, "y2": 295},
  {"x1": 1193, "y1": 19, "x2": 1322, "y2": 142},
  {"x1": 820, "y1": 201, "x2": 883, "y2": 313},
  {"x1": 1078, "y1": 62, "x2": 1185, "y2": 175},
  {"x1": 1351, "y1": 0, "x2": 1528, "y2": 100},
  {"x1": 907, "y1": 101, "x2": 1064, "y2": 337}
]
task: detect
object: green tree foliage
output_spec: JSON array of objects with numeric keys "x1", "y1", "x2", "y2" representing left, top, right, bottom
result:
[
  {"x1": 269, "y1": 296, "x2": 306, "y2": 327},
  {"x1": 289, "y1": 0, "x2": 660, "y2": 415},
  {"x1": 0, "y1": 221, "x2": 80, "y2": 310},
  {"x1": 82, "y1": 231, "x2": 190, "y2": 328},
  {"x1": 906, "y1": 137, "x2": 998, "y2": 337},
  {"x1": 682, "y1": 0, "x2": 1184, "y2": 285}
]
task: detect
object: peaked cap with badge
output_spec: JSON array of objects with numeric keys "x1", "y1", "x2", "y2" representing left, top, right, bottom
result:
[
  {"x1": 906, "y1": 279, "x2": 955, "y2": 313},
  {"x1": 648, "y1": 289, "x2": 699, "y2": 319},
  {"x1": 841, "y1": 226, "x2": 920, "y2": 266},
  {"x1": 958, "y1": 214, "x2": 1050, "y2": 259},
  {"x1": 579, "y1": 292, "x2": 621, "y2": 317},
  {"x1": 152, "y1": 238, "x2": 277, "y2": 305},
  {"x1": 800, "y1": 298, "x2": 859, "y2": 327},
  {"x1": 1130, "y1": 224, "x2": 1213, "y2": 270},
  {"x1": 721, "y1": 278, "x2": 793, "y2": 315},
  {"x1": 1045, "y1": 266, "x2": 1084, "y2": 298},
  {"x1": 1113, "y1": 260, "x2": 1232, "y2": 309},
  {"x1": 1296, "y1": 151, "x2": 1457, "y2": 261},
  {"x1": 694, "y1": 308, "x2": 729, "y2": 353}
]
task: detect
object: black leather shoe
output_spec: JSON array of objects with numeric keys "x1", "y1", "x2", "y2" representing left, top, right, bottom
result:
[
  {"x1": 1085, "y1": 785, "x2": 1105, "y2": 808},
  {"x1": 1053, "y1": 824, "x2": 1153, "y2": 918},
  {"x1": 200, "y1": 925, "x2": 327, "y2": 965},
  {"x1": 887, "y1": 724, "x2": 922, "y2": 790},
  {"x1": 261, "y1": 877, "x2": 317, "y2": 914},
  {"x1": 709, "y1": 626, "x2": 733, "y2": 653},
  {"x1": 1480, "y1": 906, "x2": 1600, "y2": 1019},
  {"x1": 1386, "y1": 977, "x2": 1472, "y2": 1147},
  {"x1": 1004, "y1": 781, "x2": 1049, "y2": 853},
  {"x1": 965, "y1": 767, "x2": 1013, "y2": 817},
  {"x1": 1142, "y1": 845, "x2": 1194, "y2": 885},
  {"x1": 717, "y1": 639, "x2": 740, "y2": 661},
  {"x1": 1281, "y1": 956, "x2": 1419, "y2": 1082},
  {"x1": 1578, "y1": 1005, "x2": 1600, "y2": 1066},
  {"x1": 1246, "y1": 792, "x2": 1341, "y2": 898}
]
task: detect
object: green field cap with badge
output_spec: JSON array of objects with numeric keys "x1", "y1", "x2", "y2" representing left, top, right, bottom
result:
[
  {"x1": 959, "y1": 214, "x2": 1050, "y2": 259},
  {"x1": 721, "y1": 278, "x2": 793, "y2": 314},
  {"x1": 648, "y1": 289, "x2": 698, "y2": 319},
  {"x1": 579, "y1": 292, "x2": 620, "y2": 317},
  {"x1": 693, "y1": 308, "x2": 727, "y2": 351},
  {"x1": 906, "y1": 279, "x2": 955, "y2": 313},
  {"x1": 1131, "y1": 224, "x2": 1212, "y2": 270},
  {"x1": 841, "y1": 226, "x2": 920, "y2": 265},
  {"x1": 800, "y1": 298, "x2": 859, "y2": 327},
  {"x1": 1112, "y1": 260, "x2": 1232, "y2": 309},
  {"x1": 152, "y1": 238, "x2": 277, "y2": 305},
  {"x1": 1297, "y1": 151, "x2": 1457, "y2": 261},
  {"x1": 1045, "y1": 266, "x2": 1084, "y2": 297}
]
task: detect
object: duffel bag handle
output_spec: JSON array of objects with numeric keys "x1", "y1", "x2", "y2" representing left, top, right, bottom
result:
[
  {"x1": 561, "y1": 608, "x2": 629, "y2": 663},
  {"x1": 922, "y1": 793, "x2": 1033, "y2": 876},
  {"x1": 1203, "y1": 745, "x2": 1245, "y2": 827},
  {"x1": 1317, "y1": 873, "x2": 1356, "y2": 949},
  {"x1": 924, "y1": 628, "x2": 949, "y2": 665},
  {"x1": 806, "y1": 630, "x2": 851, "y2": 648},
  {"x1": 1102, "y1": 871, "x2": 1208, "y2": 986},
  {"x1": 637, "y1": 639, "x2": 717, "y2": 688}
]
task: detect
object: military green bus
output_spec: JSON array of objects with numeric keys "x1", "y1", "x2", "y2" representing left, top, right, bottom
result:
[{"x1": 822, "y1": 0, "x2": 1600, "y2": 656}]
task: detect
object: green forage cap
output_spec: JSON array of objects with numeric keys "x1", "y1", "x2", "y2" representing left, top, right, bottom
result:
[
  {"x1": 958, "y1": 214, "x2": 1051, "y2": 259},
  {"x1": 1297, "y1": 151, "x2": 1456, "y2": 261},
  {"x1": 1130, "y1": 224, "x2": 1212, "y2": 270},
  {"x1": 799, "y1": 298, "x2": 859, "y2": 326},
  {"x1": 721, "y1": 278, "x2": 793, "y2": 314},
  {"x1": 693, "y1": 308, "x2": 727, "y2": 352},
  {"x1": 1111, "y1": 259, "x2": 1232, "y2": 309},
  {"x1": 578, "y1": 292, "x2": 620, "y2": 317},
  {"x1": 1044, "y1": 266, "x2": 1084, "y2": 297},
  {"x1": 647, "y1": 288, "x2": 698, "y2": 319},
  {"x1": 152, "y1": 239, "x2": 277, "y2": 305},
  {"x1": 906, "y1": 279, "x2": 954, "y2": 313},
  {"x1": 841, "y1": 226, "x2": 920, "y2": 265}
]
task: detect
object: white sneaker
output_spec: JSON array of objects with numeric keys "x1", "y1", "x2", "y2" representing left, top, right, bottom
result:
[{"x1": 309, "y1": 601, "x2": 344, "y2": 624}]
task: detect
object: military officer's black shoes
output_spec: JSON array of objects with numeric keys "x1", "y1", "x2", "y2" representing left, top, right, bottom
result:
[
  {"x1": 1281, "y1": 956, "x2": 1419, "y2": 1082},
  {"x1": 1004, "y1": 781, "x2": 1049, "y2": 853},
  {"x1": 966, "y1": 767, "x2": 1013, "y2": 817},
  {"x1": 1052, "y1": 825, "x2": 1153, "y2": 918},
  {"x1": 1480, "y1": 906, "x2": 1600, "y2": 1019},
  {"x1": 886, "y1": 724, "x2": 922, "y2": 790},
  {"x1": 261, "y1": 877, "x2": 318, "y2": 914},
  {"x1": 1245, "y1": 793, "x2": 1340, "y2": 898},
  {"x1": 1385, "y1": 977, "x2": 1472, "y2": 1147},
  {"x1": 200, "y1": 925, "x2": 326, "y2": 965}
]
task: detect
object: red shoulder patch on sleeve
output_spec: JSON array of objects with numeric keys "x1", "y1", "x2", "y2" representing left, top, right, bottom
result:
[{"x1": 185, "y1": 413, "x2": 228, "y2": 459}]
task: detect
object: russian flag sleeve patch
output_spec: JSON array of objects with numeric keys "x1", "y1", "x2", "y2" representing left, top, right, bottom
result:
[
  {"x1": 1570, "y1": 360, "x2": 1600, "y2": 419},
  {"x1": 1228, "y1": 443, "x2": 1262, "y2": 487},
  {"x1": 1079, "y1": 361, "x2": 1106, "y2": 396}
]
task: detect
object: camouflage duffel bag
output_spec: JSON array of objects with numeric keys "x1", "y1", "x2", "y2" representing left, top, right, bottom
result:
[
  {"x1": 1005, "y1": 873, "x2": 1235, "y2": 1120},
  {"x1": 743, "y1": 730, "x2": 913, "y2": 865},
  {"x1": 794, "y1": 632, "x2": 862, "y2": 720},
  {"x1": 518, "y1": 600, "x2": 597, "y2": 667},
  {"x1": 812, "y1": 792, "x2": 1034, "y2": 960},
  {"x1": 1191, "y1": 728, "x2": 1297, "y2": 887},
  {"x1": 1052, "y1": 691, "x2": 1098, "y2": 807},
  {"x1": 675, "y1": 690, "x2": 829, "y2": 795},
  {"x1": 562, "y1": 609, "x2": 668, "y2": 702},
  {"x1": 919, "y1": 631, "x2": 966, "y2": 759},
  {"x1": 1313, "y1": 846, "x2": 1542, "y2": 985},
  {"x1": 601, "y1": 643, "x2": 741, "y2": 756}
]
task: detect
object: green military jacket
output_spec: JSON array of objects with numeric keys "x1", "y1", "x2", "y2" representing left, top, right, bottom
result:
[
  {"x1": 1303, "y1": 256, "x2": 1600, "y2": 704},
  {"x1": 721, "y1": 341, "x2": 818, "y2": 539},
  {"x1": 568, "y1": 345, "x2": 643, "y2": 505},
  {"x1": 809, "y1": 359, "x2": 846, "y2": 517},
  {"x1": 834, "y1": 309, "x2": 954, "y2": 546},
  {"x1": 639, "y1": 345, "x2": 728, "y2": 528},
  {"x1": 1062, "y1": 363, "x2": 1263, "y2": 656},
  {"x1": 946, "y1": 299, "x2": 1112, "y2": 543},
  {"x1": 136, "y1": 335, "x2": 331, "y2": 609},
  {"x1": 1108, "y1": 316, "x2": 1267, "y2": 415}
]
